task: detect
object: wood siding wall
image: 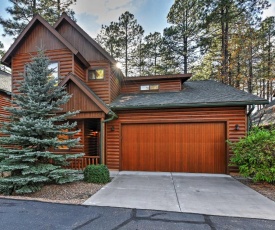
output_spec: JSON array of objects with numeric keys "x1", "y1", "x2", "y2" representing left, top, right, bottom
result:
[
  {"x1": 74, "y1": 57, "x2": 86, "y2": 81},
  {"x1": 105, "y1": 107, "x2": 247, "y2": 172},
  {"x1": 86, "y1": 62, "x2": 111, "y2": 104},
  {"x1": 121, "y1": 79, "x2": 182, "y2": 94},
  {"x1": 0, "y1": 92, "x2": 10, "y2": 137},
  {"x1": 61, "y1": 81, "x2": 102, "y2": 112},
  {"x1": 110, "y1": 70, "x2": 121, "y2": 102},
  {"x1": 56, "y1": 21, "x2": 107, "y2": 62},
  {"x1": 16, "y1": 22, "x2": 66, "y2": 54},
  {"x1": 12, "y1": 49, "x2": 73, "y2": 93}
]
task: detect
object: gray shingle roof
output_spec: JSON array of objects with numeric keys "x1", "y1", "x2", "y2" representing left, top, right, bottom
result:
[
  {"x1": 110, "y1": 80, "x2": 268, "y2": 110},
  {"x1": 0, "y1": 69, "x2": 11, "y2": 93}
]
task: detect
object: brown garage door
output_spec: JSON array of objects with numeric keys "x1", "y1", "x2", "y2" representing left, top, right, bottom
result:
[{"x1": 121, "y1": 122, "x2": 226, "y2": 173}]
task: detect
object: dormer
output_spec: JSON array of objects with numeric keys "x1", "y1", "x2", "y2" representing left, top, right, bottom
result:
[{"x1": 121, "y1": 74, "x2": 192, "y2": 94}]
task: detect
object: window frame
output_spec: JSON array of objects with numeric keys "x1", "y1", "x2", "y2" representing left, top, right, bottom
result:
[
  {"x1": 24, "y1": 61, "x2": 60, "y2": 82},
  {"x1": 87, "y1": 68, "x2": 105, "y2": 81},
  {"x1": 140, "y1": 84, "x2": 159, "y2": 92},
  {"x1": 47, "y1": 61, "x2": 60, "y2": 83}
]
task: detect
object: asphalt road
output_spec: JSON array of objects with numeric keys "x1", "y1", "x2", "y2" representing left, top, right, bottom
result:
[{"x1": 0, "y1": 198, "x2": 275, "y2": 230}]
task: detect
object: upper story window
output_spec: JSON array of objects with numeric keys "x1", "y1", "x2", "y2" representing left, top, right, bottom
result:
[
  {"x1": 25, "y1": 61, "x2": 59, "y2": 83},
  {"x1": 47, "y1": 62, "x2": 59, "y2": 83},
  {"x1": 140, "y1": 84, "x2": 159, "y2": 91},
  {"x1": 88, "y1": 69, "x2": 104, "y2": 80}
]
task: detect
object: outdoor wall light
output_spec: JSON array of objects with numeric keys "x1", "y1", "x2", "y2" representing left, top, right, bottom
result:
[
  {"x1": 111, "y1": 126, "x2": 115, "y2": 131},
  {"x1": 235, "y1": 124, "x2": 240, "y2": 131}
]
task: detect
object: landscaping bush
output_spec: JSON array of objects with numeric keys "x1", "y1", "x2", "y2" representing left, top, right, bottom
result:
[
  {"x1": 84, "y1": 164, "x2": 110, "y2": 184},
  {"x1": 229, "y1": 127, "x2": 275, "y2": 183}
]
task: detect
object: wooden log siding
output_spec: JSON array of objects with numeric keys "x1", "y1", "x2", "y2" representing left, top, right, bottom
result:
[
  {"x1": 86, "y1": 62, "x2": 111, "y2": 104},
  {"x1": 16, "y1": 22, "x2": 66, "y2": 54},
  {"x1": 74, "y1": 57, "x2": 86, "y2": 81},
  {"x1": 110, "y1": 69, "x2": 121, "y2": 102},
  {"x1": 0, "y1": 92, "x2": 10, "y2": 138},
  {"x1": 105, "y1": 107, "x2": 247, "y2": 173},
  {"x1": 12, "y1": 49, "x2": 73, "y2": 93},
  {"x1": 61, "y1": 81, "x2": 103, "y2": 112},
  {"x1": 56, "y1": 20, "x2": 107, "y2": 62},
  {"x1": 121, "y1": 79, "x2": 182, "y2": 94}
]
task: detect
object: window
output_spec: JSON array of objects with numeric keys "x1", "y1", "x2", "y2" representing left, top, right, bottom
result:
[
  {"x1": 88, "y1": 69, "x2": 104, "y2": 80},
  {"x1": 140, "y1": 84, "x2": 159, "y2": 91},
  {"x1": 24, "y1": 61, "x2": 59, "y2": 84},
  {"x1": 47, "y1": 62, "x2": 59, "y2": 83}
]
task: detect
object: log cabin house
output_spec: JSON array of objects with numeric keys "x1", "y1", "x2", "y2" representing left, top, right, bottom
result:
[
  {"x1": 0, "y1": 13, "x2": 268, "y2": 174},
  {"x1": 0, "y1": 70, "x2": 11, "y2": 134}
]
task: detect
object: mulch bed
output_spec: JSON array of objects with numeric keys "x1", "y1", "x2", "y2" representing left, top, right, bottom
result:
[
  {"x1": 0, "y1": 181, "x2": 104, "y2": 204},
  {"x1": 232, "y1": 174, "x2": 275, "y2": 202}
]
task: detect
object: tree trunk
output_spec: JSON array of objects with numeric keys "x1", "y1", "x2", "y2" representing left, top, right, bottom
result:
[
  {"x1": 125, "y1": 24, "x2": 128, "y2": 77},
  {"x1": 248, "y1": 38, "x2": 253, "y2": 93},
  {"x1": 183, "y1": 7, "x2": 188, "y2": 74}
]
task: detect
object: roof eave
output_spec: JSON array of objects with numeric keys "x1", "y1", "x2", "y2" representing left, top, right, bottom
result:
[
  {"x1": 1, "y1": 14, "x2": 89, "y2": 68},
  {"x1": 0, "y1": 88, "x2": 11, "y2": 95},
  {"x1": 59, "y1": 73, "x2": 111, "y2": 114},
  {"x1": 111, "y1": 100, "x2": 269, "y2": 110},
  {"x1": 54, "y1": 13, "x2": 117, "y2": 65}
]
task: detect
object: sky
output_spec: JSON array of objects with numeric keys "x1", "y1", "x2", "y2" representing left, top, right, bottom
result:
[{"x1": 0, "y1": 0, "x2": 275, "y2": 51}]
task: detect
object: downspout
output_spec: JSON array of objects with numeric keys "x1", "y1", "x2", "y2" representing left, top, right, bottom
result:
[
  {"x1": 246, "y1": 104, "x2": 255, "y2": 132},
  {"x1": 100, "y1": 111, "x2": 118, "y2": 164}
]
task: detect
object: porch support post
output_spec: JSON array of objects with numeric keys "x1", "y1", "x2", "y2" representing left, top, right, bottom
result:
[{"x1": 100, "y1": 117, "x2": 105, "y2": 164}]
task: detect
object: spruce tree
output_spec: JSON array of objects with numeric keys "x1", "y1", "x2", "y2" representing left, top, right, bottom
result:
[{"x1": 0, "y1": 50, "x2": 83, "y2": 195}]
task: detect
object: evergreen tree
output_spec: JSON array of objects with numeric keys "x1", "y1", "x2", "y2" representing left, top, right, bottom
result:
[
  {"x1": 165, "y1": 0, "x2": 202, "y2": 73},
  {"x1": 0, "y1": 0, "x2": 77, "y2": 38},
  {"x1": 143, "y1": 32, "x2": 163, "y2": 75},
  {"x1": 118, "y1": 11, "x2": 144, "y2": 77},
  {"x1": 257, "y1": 17, "x2": 275, "y2": 101},
  {"x1": 0, "y1": 50, "x2": 82, "y2": 195},
  {"x1": 96, "y1": 11, "x2": 144, "y2": 77},
  {"x1": 0, "y1": 41, "x2": 7, "y2": 71},
  {"x1": 96, "y1": 22, "x2": 123, "y2": 62},
  {"x1": 199, "y1": 0, "x2": 270, "y2": 84}
]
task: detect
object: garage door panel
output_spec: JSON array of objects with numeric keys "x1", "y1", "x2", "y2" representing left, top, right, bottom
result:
[{"x1": 121, "y1": 123, "x2": 226, "y2": 173}]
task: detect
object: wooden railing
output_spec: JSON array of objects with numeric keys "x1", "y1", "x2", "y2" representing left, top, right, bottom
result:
[{"x1": 65, "y1": 156, "x2": 100, "y2": 170}]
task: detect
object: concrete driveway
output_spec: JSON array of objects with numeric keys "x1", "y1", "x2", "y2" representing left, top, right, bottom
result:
[{"x1": 84, "y1": 171, "x2": 275, "y2": 220}]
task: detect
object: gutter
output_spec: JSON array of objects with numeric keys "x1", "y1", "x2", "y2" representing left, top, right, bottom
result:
[
  {"x1": 110, "y1": 100, "x2": 268, "y2": 111},
  {"x1": 100, "y1": 111, "x2": 118, "y2": 164}
]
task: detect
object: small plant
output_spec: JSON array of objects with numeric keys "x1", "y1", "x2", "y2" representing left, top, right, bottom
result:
[
  {"x1": 229, "y1": 127, "x2": 275, "y2": 183},
  {"x1": 84, "y1": 164, "x2": 110, "y2": 184}
]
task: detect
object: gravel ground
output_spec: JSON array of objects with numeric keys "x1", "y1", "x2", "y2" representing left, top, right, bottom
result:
[
  {"x1": 0, "y1": 181, "x2": 104, "y2": 204},
  {"x1": 232, "y1": 174, "x2": 275, "y2": 202}
]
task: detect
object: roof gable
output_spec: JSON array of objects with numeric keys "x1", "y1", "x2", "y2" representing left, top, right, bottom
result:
[
  {"x1": 60, "y1": 73, "x2": 111, "y2": 114},
  {"x1": 1, "y1": 14, "x2": 89, "y2": 68},
  {"x1": 54, "y1": 13, "x2": 117, "y2": 65}
]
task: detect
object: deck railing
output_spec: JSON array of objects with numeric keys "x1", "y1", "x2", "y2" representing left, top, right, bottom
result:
[{"x1": 66, "y1": 156, "x2": 100, "y2": 170}]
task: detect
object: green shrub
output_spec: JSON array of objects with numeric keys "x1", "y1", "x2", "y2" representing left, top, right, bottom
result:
[
  {"x1": 229, "y1": 127, "x2": 275, "y2": 183},
  {"x1": 83, "y1": 164, "x2": 110, "y2": 184}
]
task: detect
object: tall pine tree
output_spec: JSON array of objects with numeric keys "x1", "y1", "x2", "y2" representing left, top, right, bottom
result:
[
  {"x1": 199, "y1": 0, "x2": 270, "y2": 84},
  {"x1": 0, "y1": 0, "x2": 77, "y2": 38},
  {"x1": 96, "y1": 11, "x2": 144, "y2": 77},
  {"x1": 0, "y1": 50, "x2": 82, "y2": 195},
  {"x1": 165, "y1": 0, "x2": 202, "y2": 73}
]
